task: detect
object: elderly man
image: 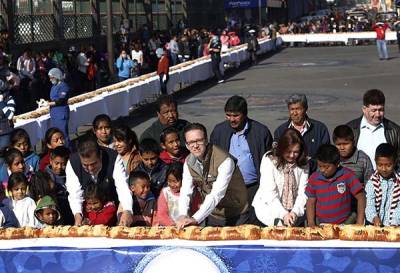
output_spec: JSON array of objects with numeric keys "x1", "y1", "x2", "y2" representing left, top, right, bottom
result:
[
  {"x1": 347, "y1": 89, "x2": 400, "y2": 168},
  {"x1": 210, "y1": 95, "x2": 272, "y2": 204},
  {"x1": 177, "y1": 123, "x2": 249, "y2": 228},
  {"x1": 274, "y1": 93, "x2": 330, "y2": 158},
  {"x1": 66, "y1": 136, "x2": 133, "y2": 226},
  {"x1": 140, "y1": 94, "x2": 189, "y2": 146}
]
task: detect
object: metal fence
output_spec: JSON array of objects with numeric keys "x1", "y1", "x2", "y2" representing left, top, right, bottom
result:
[{"x1": 1, "y1": 0, "x2": 186, "y2": 49}]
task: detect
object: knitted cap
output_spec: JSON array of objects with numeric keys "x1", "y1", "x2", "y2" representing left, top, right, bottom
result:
[{"x1": 34, "y1": 195, "x2": 60, "y2": 220}]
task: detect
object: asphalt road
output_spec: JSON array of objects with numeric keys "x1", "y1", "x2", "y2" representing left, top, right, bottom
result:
[{"x1": 129, "y1": 44, "x2": 400, "y2": 139}]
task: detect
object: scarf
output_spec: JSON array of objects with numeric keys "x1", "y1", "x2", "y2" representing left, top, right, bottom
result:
[
  {"x1": 281, "y1": 163, "x2": 298, "y2": 211},
  {"x1": 371, "y1": 170, "x2": 400, "y2": 225}
]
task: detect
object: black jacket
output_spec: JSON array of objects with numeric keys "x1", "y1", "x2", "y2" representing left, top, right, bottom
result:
[
  {"x1": 347, "y1": 116, "x2": 400, "y2": 160},
  {"x1": 140, "y1": 118, "x2": 190, "y2": 147},
  {"x1": 210, "y1": 118, "x2": 273, "y2": 179},
  {"x1": 274, "y1": 117, "x2": 330, "y2": 158}
]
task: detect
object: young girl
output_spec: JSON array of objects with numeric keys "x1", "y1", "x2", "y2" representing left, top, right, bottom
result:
[
  {"x1": 92, "y1": 114, "x2": 113, "y2": 148},
  {"x1": 83, "y1": 183, "x2": 117, "y2": 226},
  {"x1": 154, "y1": 163, "x2": 200, "y2": 226},
  {"x1": 10, "y1": 128, "x2": 40, "y2": 173},
  {"x1": 1, "y1": 148, "x2": 30, "y2": 192},
  {"x1": 39, "y1": 127, "x2": 66, "y2": 171},
  {"x1": 112, "y1": 125, "x2": 141, "y2": 174},
  {"x1": 2, "y1": 173, "x2": 38, "y2": 227}
]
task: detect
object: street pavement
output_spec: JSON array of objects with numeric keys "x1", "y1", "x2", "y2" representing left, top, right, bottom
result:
[{"x1": 128, "y1": 44, "x2": 400, "y2": 139}]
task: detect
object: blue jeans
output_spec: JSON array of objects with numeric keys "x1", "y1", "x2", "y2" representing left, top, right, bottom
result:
[{"x1": 376, "y1": 39, "x2": 388, "y2": 59}]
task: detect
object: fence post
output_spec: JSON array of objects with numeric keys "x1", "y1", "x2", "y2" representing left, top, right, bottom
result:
[
  {"x1": 165, "y1": 0, "x2": 172, "y2": 31},
  {"x1": 90, "y1": 0, "x2": 101, "y2": 41},
  {"x1": 143, "y1": 0, "x2": 153, "y2": 31},
  {"x1": 52, "y1": 0, "x2": 64, "y2": 46}
]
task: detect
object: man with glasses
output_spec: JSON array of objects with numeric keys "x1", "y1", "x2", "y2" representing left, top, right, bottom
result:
[
  {"x1": 140, "y1": 95, "x2": 189, "y2": 147},
  {"x1": 347, "y1": 89, "x2": 400, "y2": 168},
  {"x1": 177, "y1": 123, "x2": 249, "y2": 228}
]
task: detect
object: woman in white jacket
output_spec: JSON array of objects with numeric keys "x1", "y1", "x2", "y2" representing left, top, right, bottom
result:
[{"x1": 252, "y1": 128, "x2": 309, "y2": 226}]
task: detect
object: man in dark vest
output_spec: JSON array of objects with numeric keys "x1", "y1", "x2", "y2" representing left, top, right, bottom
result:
[
  {"x1": 177, "y1": 123, "x2": 249, "y2": 228},
  {"x1": 65, "y1": 136, "x2": 133, "y2": 226}
]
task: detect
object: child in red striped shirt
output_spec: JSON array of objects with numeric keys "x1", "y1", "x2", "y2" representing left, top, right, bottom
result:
[{"x1": 306, "y1": 144, "x2": 366, "y2": 227}]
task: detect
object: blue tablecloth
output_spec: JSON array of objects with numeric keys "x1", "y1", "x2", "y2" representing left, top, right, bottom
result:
[{"x1": 1, "y1": 238, "x2": 399, "y2": 273}]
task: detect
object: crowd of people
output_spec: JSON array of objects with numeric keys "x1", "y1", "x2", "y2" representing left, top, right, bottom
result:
[
  {"x1": 0, "y1": 23, "x2": 271, "y2": 117},
  {"x1": 0, "y1": 88, "x2": 399, "y2": 230}
]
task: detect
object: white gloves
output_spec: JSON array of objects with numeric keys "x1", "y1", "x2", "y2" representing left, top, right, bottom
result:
[
  {"x1": 37, "y1": 99, "x2": 49, "y2": 108},
  {"x1": 162, "y1": 74, "x2": 167, "y2": 83}
]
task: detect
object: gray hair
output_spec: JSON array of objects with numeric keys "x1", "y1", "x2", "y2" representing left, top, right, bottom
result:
[{"x1": 286, "y1": 93, "x2": 308, "y2": 110}]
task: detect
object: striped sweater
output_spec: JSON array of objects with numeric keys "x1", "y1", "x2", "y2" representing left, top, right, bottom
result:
[{"x1": 365, "y1": 171, "x2": 400, "y2": 226}]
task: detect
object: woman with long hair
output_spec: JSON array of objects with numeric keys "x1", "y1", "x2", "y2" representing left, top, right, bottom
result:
[
  {"x1": 112, "y1": 125, "x2": 141, "y2": 174},
  {"x1": 252, "y1": 128, "x2": 309, "y2": 226}
]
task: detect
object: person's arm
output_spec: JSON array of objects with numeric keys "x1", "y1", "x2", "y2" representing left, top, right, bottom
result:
[
  {"x1": 52, "y1": 86, "x2": 69, "y2": 106},
  {"x1": 363, "y1": 155, "x2": 374, "y2": 184},
  {"x1": 191, "y1": 157, "x2": 234, "y2": 224},
  {"x1": 65, "y1": 161, "x2": 84, "y2": 224},
  {"x1": 3, "y1": 95, "x2": 15, "y2": 121},
  {"x1": 113, "y1": 155, "x2": 133, "y2": 213},
  {"x1": 321, "y1": 124, "x2": 331, "y2": 145},
  {"x1": 155, "y1": 190, "x2": 175, "y2": 226},
  {"x1": 355, "y1": 190, "x2": 366, "y2": 225},
  {"x1": 306, "y1": 197, "x2": 317, "y2": 227},
  {"x1": 291, "y1": 165, "x2": 309, "y2": 218},
  {"x1": 178, "y1": 162, "x2": 194, "y2": 217},
  {"x1": 28, "y1": 198, "x2": 39, "y2": 227},
  {"x1": 0, "y1": 206, "x2": 19, "y2": 228}
]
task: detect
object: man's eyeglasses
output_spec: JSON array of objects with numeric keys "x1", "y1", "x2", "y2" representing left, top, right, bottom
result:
[{"x1": 186, "y1": 139, "x2": 206, "y2": 147}]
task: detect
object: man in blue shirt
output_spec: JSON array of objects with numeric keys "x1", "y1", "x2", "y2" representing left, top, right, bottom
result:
[{"x1": 210, "y1": 96, "x2": 273, "y2": 223}]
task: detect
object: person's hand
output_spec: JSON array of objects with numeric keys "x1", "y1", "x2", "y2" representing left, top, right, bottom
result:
[
  {"x1": 373, "y1": 216, "x2": 382, "y2": 227},
  {"x1": 74, "y1": 213, "x2": 83, "y2": 226},
  {"x1": 176, "y1": 216, "x2": 198, "y2": 229},
  {"x1": 162, "y1": 74, "x2": 167, "y2": 83},
  {"x1": 119, "y1": 210, "x2": 133, "y2": 227},
  {"x1": 283, "y1": 212, "x2": 297, "y2": 226}
]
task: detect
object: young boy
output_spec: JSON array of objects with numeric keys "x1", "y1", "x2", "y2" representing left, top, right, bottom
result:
[
  {"x1": 129, "y1": 171, "x2": 156, "y2": 226},
  {"x1": 34, "y1": 195, "x2": 61, "y2": 227},
  {"x1": 159, "y1": 127, "x2": 188, "y2": 165},
  {"x1": 135, "y1": 138, "x2": 168, "y2": 197},
  {"x1": 306, "y1": 144, "x2": 366, "y2": 226},
  {"x1": 333, "y1": 125, "x2": 373, "y2": 184},
  {"x1": 365, "y1": 143, "x2": 400, "y2": 226},
  {"x1": 45, "y1": 146, "x2": 74, "y2": 225}
]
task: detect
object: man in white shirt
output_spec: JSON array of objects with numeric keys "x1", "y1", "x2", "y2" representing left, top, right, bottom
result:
[
  {"x1": 65, "y1": 136, "x2": 133, "y2": 226},
  {"x1": 177, "y1": 123, "x2": 249, "y2": 228},
  {"x1": 347, "y1": 89, "x2": 400, "y2": 168}
]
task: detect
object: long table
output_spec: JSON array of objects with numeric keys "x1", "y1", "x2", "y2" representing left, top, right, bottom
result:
[
  {"x1": 1, "y1": 237, "x2": 399, "y2": 272},
  {"x1": 14, "y1": 37, "x2": 283, "y2": 146},
  {"x1": 280, "y1": 31, "x2": 397, "y2": 44}
]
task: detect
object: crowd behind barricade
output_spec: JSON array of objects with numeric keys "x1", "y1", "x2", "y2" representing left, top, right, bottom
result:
[
  {"x1": 0, "y1": 22, "x2": 276, "y2": 118},
  {"x1": 0, "y1": 87, "x2": 399, "y2": 231}
]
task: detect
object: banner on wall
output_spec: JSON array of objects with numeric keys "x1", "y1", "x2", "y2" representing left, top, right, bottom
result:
[
  {"x1": 2, "y1": 244, "x2": 400, "y2": 272},
  {"x1": 224, "y1": 0, "x2": 267, "y2": 9}
]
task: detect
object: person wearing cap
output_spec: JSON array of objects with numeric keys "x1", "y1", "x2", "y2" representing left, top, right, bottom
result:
[
  {"x1": 372, "y1": 21, "x2": 389, "y2": 60},
  {"x1": 157, "y1": 47, "x2": 169, "y2": 95},
  {"x1": 34, "y1": 195, "x2": 61, "y2": 227},
  {"x1": 246, "y1": 29, "x2": 259, "y2": 66},
  {"x1": 47, "y1": 68, "x2": 70, "y2": 146},
  {"x1": 208, "y1": 31, "x2": 224, "y2": 84}
]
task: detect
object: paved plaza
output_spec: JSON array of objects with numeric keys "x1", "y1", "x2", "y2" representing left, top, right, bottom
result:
[{"x1": 130, "y1": 44, "x2": 400, "y2": 137}]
